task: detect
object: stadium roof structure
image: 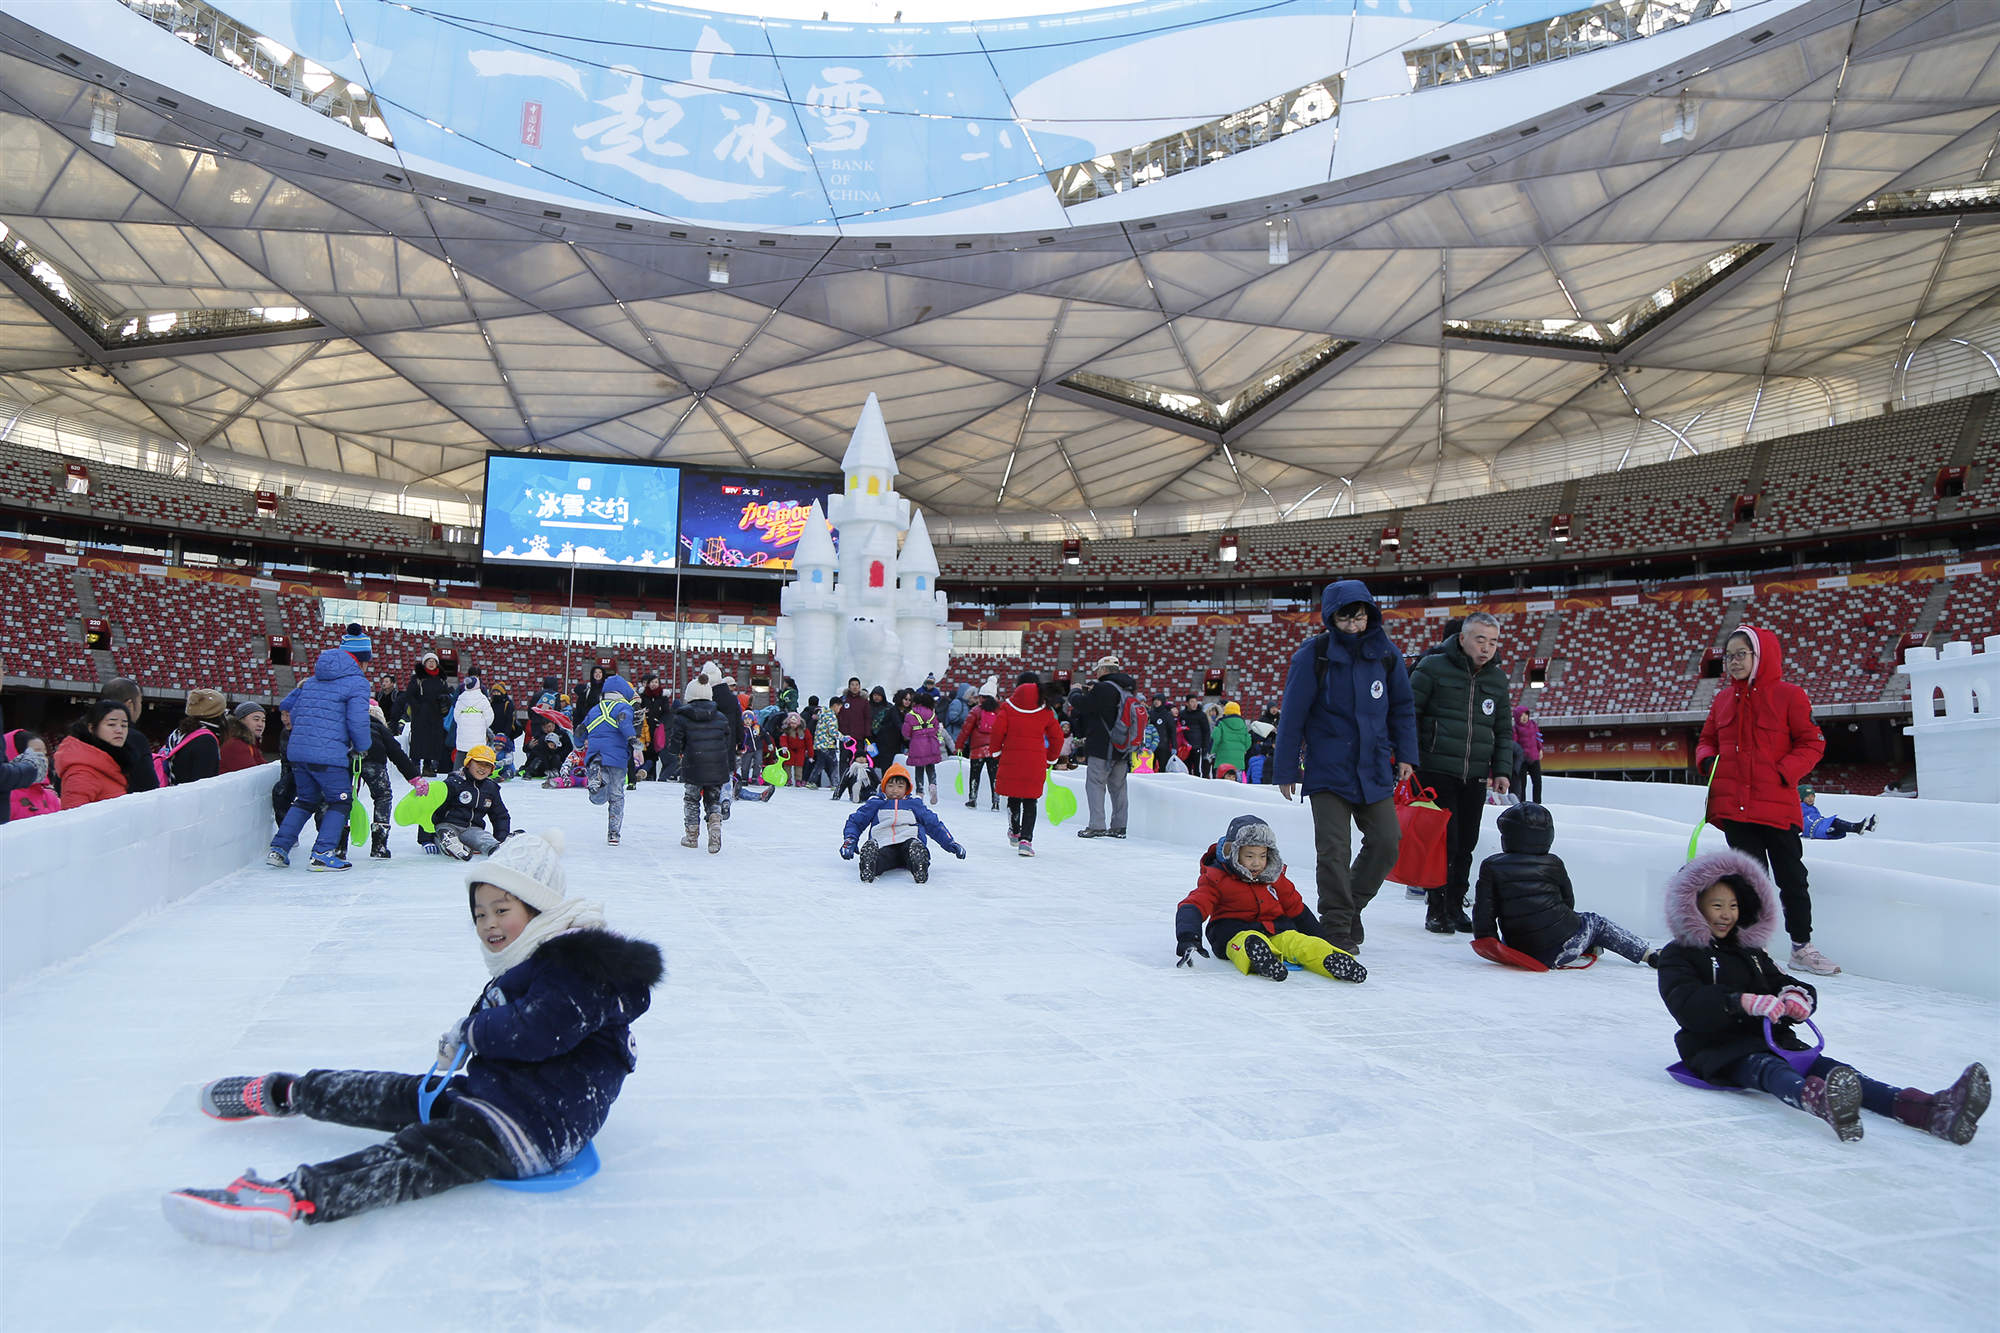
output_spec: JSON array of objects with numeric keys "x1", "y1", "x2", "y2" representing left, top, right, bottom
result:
[{"x1": 1, "y1": 0, "x2": 1997, "y2": 540}]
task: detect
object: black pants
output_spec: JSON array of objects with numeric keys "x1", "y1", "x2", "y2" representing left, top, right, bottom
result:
[
  {"x1": 1008, "y1": 796, "x2": 1038, "y2": 842},
  {"x1": 965, "y1": 756, "x2": 997, "y2": 797},
  {"x1": 912, "y1": 763, "x2": 937, "y2": 793},
  {"x1": 1717, "y1": 820, "x2": 1813, "y2": 946},
  {"x1": 1418, "y1": 770, "x2": 1489, "y2": 901},
  {"x1": 359, "y1": 760, "x2": 394, "y2": 824},
  {"x1": 1515, "y1": 760, "x2": 1543, "y2": 804},
  {"x1": 859, "y1": 837, "x2": 930, "y2": 882},
  {"x1": 285, "y1": 1069, "x2": 511, "y2": 1224}
]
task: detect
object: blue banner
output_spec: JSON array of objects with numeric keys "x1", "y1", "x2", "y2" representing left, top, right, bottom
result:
[{"x1": 481, "y1": 455, "x2": 681, "y2": 569}]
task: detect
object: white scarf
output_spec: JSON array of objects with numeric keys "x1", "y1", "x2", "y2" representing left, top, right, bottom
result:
[{"x1": 481, "y1": 898, "x2": 608, "y2": 978}]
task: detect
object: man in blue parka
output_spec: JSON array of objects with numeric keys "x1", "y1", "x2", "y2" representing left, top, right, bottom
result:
[
  {"x1": 1272, "y1": 581, "x2": 1419, "y2": 954},
  {"x1": 269, "y1": 629, "x2": 374, "y2": 870}
]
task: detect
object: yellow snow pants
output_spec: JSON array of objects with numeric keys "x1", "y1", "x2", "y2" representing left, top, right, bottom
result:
[{"x1": 1225, "y1": 929, "x2": 1356, "y2": 980}]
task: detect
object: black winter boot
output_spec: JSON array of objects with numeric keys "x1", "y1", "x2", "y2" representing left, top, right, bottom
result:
[
  {"x1": 858, "y1": 839, "x2": 880, "y2": 883},
  {"x1": 907, "y1": 840, "x2": 932, "y2": 885},
  {"x1": 1239, "y1": 934, "x2": 1289, "y2": 981},
  {"x1": 1425, "y1": 890, "x2": 1455, "y2": 934},
  {"x1": 368, "y1": 822, "x2": 391, "y2": 859},
  {"x1": 1449, "y1": 895, "x2": 1473, "y2": 933}
]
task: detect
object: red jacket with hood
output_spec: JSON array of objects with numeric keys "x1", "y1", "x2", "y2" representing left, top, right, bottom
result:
[
  {"x1": 986, "y1": 683, "x2": 1063, "y2": 799},
  {"x1": 1696, "y1": 624, "x2": 1823, "y2": 832}
]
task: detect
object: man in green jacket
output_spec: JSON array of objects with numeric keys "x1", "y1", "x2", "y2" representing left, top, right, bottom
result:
[{"x1": 1410, "y1": 612, "x2": 1514, "y2": 934}]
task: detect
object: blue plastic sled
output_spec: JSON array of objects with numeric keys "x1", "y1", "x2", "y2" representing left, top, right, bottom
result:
[
  {"x1": 1667, "y1": 1017, "x2": 1824, "y2": 1090},
  {"x1": 418, "y1": 1045, "x2": 600, "y2": 1191}
]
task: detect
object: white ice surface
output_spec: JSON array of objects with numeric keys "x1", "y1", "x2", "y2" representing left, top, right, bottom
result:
[{"x1": 4, "y1": 780, "x2": 1996, "y2": 1331}]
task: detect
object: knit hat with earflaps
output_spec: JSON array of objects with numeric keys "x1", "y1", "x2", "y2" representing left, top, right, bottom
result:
[
  {"x1": 464, "y1": 828, "x2": 608, "y2": 978},
  {"x1": 1215, "y1": 814, "x2": 1282, "y2": 883},
  {"x1": 185, "y1": 688, "x2": 226, "y2": 720}
]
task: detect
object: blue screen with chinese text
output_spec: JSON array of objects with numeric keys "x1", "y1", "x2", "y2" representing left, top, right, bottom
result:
[{"x1": 481, "y1": 455, "x2": 681, "y2": 569}]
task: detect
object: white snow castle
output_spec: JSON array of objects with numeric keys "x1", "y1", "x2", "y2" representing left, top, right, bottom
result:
[{"x1": 775, "y1": 394, "x2": 951, "y2": 704}]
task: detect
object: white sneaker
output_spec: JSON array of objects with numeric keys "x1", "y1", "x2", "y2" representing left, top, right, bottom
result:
[{"x1": 1790, "y1": 942, "x2": 1842, "y2": 976}]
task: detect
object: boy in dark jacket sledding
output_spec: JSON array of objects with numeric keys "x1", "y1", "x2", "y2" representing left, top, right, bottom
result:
[
  {"x1": 361, "y1": 700, "x2": 419, "y2": 858},
  {"x1": 415, "y1": 745, "x2": 512, "y2": 860},
  {"x1": 840, "y1": 763, "x2": 967, "y2": 884},
  {"x1": 668, "y1": 676, "x2": 733, "y2": 854},
  {"x1": 1472, "y1": 803, "x2": 1657, "y2": 968},
  {"x1": 1657, "y1": 850, "x2": 1988, "y2": 1143},
  {"x1": 1174, "y1": 816, "x2": 1366, "y2": 983},
  {"x1": 164, "y1": 829, "x2": 664, "y2": 1249}
]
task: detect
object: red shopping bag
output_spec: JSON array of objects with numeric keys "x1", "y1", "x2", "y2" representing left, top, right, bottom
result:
[{"x1": 1390, "y1": 777, "x2": 1451, "y2": 890}]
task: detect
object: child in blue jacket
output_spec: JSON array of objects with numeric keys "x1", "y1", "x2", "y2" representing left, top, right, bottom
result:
[
  {"x1": 164, "y1": 829, "x2": 663, "y2": 1250},
  {"x1": 840, "y1": 763, "x2": 967, "y2": 884},
  {"x1": 1799, "y1": 784, "x2": 1877, "y2": 840},
  {"x1": 581, "y1": 674, "x2": 638, "y2": 846}
]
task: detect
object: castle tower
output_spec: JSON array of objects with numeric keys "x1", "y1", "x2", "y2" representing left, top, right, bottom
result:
[
  {"x1": 826, "y1": 394, "x2": 910, "y2": 692},
  {"x1": 894, "y1": 509, "x2": 949, "y2": 687}
]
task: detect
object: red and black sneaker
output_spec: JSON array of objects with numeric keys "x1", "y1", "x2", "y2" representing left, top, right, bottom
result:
[
  {"x1": 199, "y1": 1074, "x2": 298, "y2": 1121},
  {"x1": 162, "y1": 1170, "x2": 315, "y2": 1249}
]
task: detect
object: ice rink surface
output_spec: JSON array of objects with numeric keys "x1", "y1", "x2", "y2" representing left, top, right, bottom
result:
[{"x1": 4, "y1": 779, "x2": 1995, "y2": 1331}]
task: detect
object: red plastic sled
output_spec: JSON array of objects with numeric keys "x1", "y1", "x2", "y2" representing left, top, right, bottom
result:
[{"x1": 1469, "y1": 937, "x2": 1596, "y2": 971}]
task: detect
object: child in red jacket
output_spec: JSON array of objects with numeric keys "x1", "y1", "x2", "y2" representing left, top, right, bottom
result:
[
  {"x1": 1174, "y1": 816, "x2": 1366, "y2": 983},
  {"x1": 986, "y1": 674, "x2": 1063, "y2": 857}
]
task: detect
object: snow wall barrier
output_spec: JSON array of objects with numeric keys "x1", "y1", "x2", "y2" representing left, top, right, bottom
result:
[
  {"x1": 978, "y1": 762, "x2": 1999, "y2": 1000},
  {"x1": 1, "y1": 764, "x2": 277, "y2": 990}
]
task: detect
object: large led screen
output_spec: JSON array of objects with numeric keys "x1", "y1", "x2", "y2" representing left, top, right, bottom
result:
[
  {"x1": 677, "y1": 468, "x2": 829, "y2": 574},
  {"x1": 481, "y1": 455, "x2": 681, "y2": 568}
]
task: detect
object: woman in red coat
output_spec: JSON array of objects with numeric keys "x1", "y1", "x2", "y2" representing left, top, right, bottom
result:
[
  {"x1": 986, "y1": 675, "x2": 1063, "y2": 857},
  {"x1": 55, "y1": 700, "x2": 138, "y2": 809},
  {"x1": 1696, "y1": 624, "x2": 1834, "y2": 976}
]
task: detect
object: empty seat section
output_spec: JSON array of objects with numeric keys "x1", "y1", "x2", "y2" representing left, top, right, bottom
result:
[
  {"x1": 0, "y1": 562, "x2": 97, "y2": 683},
  {"x1": 89, "y1": 569, "x2": 276, "y2": 699}
]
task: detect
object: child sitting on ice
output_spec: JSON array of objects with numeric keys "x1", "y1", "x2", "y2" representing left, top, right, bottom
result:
[
  {"x1": 1799, "y1": 784, "x2": 1877, "y2": 840},
  {"x1": 416, "y1": 744, "x2": 512, "y2": 860},
  {"x1": 1657, "y1": 851, "x2": 1987, "y2": 1143},
  {"x1": 163, "y1": 830, "x2": 663, "y2": 1249},
  {"x1": 840, "y1": 763, "x2": 966, "y2": 884},
  {"x1": 1174, "y1": 816, "x2": 1366, "y2": 983},
  {"x1": 1472, "y1": 803, "x2": 1658, "y2": 968}
]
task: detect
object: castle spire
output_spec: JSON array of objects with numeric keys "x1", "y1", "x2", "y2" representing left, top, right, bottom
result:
[
  {"x1": 793, "y1": 500, "x2": 835, "y2": 571},
  {"x1": 840, "y1": 392, "x2": 898, "y2": 478},
  {"x1": 899, "y1": 509, "x2": 939, "y2": 579}
]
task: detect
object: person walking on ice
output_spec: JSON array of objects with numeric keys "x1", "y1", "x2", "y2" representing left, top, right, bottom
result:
[
  {"x1": 841, "y1": 763, "x2": 967, "y2": 884},
  {"x1": 581, "y1": 672, "x2": 638, "y2": 846},
  {"x1": 667, "y1": 675, "x2": 734, "y2": 854},
  {"x1": 1174, "y1": 816, "x2": 1366, "y2": 983},
  {"x1": 162, "y1": 830, "x2": 664, "y2": 1249},
  {"x1": 988, "y1": 672, "x2": 1063, "y2": 856}
]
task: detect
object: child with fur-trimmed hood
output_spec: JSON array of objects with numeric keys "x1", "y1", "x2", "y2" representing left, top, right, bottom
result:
[
  {"x1": 164, "y1": 829, "x2": 664, "y2": 1249},
  {"x1": 1174, "y1": 816, "x2": 1366, "y2": 983},
  {"x1": 1657, "y1": 850, "x2": 1987, "y2": 1143}
]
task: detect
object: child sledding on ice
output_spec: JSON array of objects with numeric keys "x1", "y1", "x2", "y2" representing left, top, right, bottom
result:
[
  {"x1": 1471, "y1": 802, "x2": 1659, "y2": 970},
  {"x1": 163, "y1": 830, "x2": 664, "y2": 1249},
  {"x1": 1657, "y1": 850, "x2": 1987, "y2": 1143},
  {"x1": 840, "y1": 763, "x2": 966, "y2": 884},
  {"x1": 412, "y1": 744, "x2": 511, "y2": 860},
  {"x1": 1174, "y1": 816, "x2": 1366, "y2": 983}
]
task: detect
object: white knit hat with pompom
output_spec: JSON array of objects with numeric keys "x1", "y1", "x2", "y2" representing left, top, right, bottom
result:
[{"x1": 465, "y1": 827, "x2": 568, "y2": 914}]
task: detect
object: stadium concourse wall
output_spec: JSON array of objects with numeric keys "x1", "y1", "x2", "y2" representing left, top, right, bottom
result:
[
  {"x1": 0, "y1": 765, "x2": 275, "y2": 990},
  {"x1": 966, "y1": 761, "x2": 1999, "y2": 1001}
]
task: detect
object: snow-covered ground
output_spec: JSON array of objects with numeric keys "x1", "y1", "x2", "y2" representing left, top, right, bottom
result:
[{"x1": 3, "y1": 778, "x2": 1995, "y2": 1331}]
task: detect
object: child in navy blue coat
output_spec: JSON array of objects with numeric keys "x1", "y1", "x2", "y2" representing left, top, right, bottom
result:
[
  {"x1": 164, "y1": 829, "x2": 663, "y2": 1249},
  {"x1": 840, "y1": 763, "x2": 966, "y2": 883}
]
